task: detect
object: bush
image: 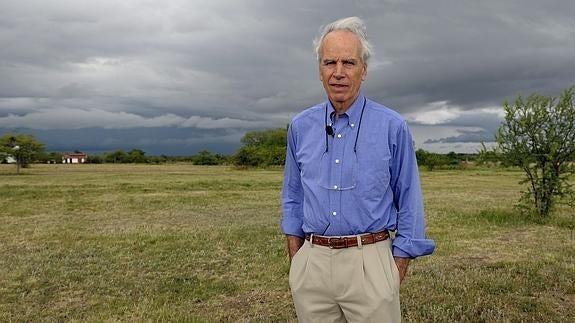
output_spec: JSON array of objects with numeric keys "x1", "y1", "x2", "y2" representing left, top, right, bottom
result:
[{"x1": 233, "y1": 128, "x2": 287, "y2": 167}]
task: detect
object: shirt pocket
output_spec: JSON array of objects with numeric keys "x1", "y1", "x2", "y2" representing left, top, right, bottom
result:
[{"x1": 356, "y1": 157, "x2": 391, "y2": 200}]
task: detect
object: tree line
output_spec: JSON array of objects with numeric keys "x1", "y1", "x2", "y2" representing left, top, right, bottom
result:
[
  {"x1": 0, "y1": 131, "x2": 285, "y2": 167},
  {"x1": 0, "y1": 145, "x2": 232, "y2": 166}
]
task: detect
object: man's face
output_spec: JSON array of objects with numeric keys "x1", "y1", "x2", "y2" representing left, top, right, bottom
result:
[{"x1": 319, "y1": 30, "x2": 367, "y2": 110}]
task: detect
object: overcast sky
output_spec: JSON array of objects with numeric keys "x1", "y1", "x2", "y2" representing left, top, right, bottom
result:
[{"x1": 1, "y1": 0, "x2": 574, "y2": 155}]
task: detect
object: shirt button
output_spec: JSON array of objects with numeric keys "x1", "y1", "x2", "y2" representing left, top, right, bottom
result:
[
  {"x1": 333, "y1": 185, "x2": 338, "y2": 189},
  {"x1": 337, "y1": 134, "x2": 342, "y2": 138},
  {"x1": 335, "y1": 159, "x2": 340, "y2": 164},
  {"x1": 332, "y1": 211, "x2": 337, "y2": 216},
  {"x1": 351, "y1": 123, "x2": 355, "y2": 127}
]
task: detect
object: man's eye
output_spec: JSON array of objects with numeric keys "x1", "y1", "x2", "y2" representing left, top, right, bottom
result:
[
  {"x1": 324, "y1": 61, "x2": 335, "y2": 65},
  {"x1": 343, "y1": 61, "x2": 355, "y2": 66}
]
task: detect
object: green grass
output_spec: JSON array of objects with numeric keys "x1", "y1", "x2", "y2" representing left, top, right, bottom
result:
[{"x1": 0, "y1": 164, "x2": 573, "y2": 322}]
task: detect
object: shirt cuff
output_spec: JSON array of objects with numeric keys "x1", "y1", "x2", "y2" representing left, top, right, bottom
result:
[
  {"x1": 392, "y1": 236, "x2": 435, "y2": 258},
  {"x1": 281, "y1": 217, "x2": 305, "y2": 238}
]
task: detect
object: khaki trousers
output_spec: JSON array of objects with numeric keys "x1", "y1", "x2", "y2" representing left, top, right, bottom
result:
[{"x1": 289, "y1": 239, "x2": 401, "y2": 323}]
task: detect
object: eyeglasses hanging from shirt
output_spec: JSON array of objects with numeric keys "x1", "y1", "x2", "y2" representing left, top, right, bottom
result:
[{"x1": 324, "y1": 97, "x2": 367, "y2": 153}]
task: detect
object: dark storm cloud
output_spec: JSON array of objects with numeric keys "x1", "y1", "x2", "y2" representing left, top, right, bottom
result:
[
  {"x1": 2, "y1": 126, "x2": 244, "y2": 156},
  {"x1": 365, "y1": 0, "x2": 575, "y2": 114},
  {"x1": 1, "y1": 0, "x2": 574, "y2": 154},
  {"x1": 424, "y1": 129, "x2": 494, "y2": 144}
]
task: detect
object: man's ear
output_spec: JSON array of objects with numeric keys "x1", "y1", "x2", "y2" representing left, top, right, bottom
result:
[{"x1": 361, "y1": 64, "x2": 368, "y2": 81}]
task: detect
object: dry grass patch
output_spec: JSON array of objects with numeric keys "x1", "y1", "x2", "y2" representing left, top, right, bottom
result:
[{"x1": 0, "y1": 164, "x2": 573, "y2": 321}]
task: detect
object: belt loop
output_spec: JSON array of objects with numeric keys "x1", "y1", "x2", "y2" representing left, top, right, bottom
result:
[
  {"x1": 309, "y1": 234, "x2": 314, "y2": 248},
  {"x1": 356, "y1": 235, "x2": 363, "y2": 249}
]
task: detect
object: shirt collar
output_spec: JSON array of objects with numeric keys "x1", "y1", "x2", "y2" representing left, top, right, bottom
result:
[{"x1": 327, "y1": 94, "x2": 366, "y2": 125}]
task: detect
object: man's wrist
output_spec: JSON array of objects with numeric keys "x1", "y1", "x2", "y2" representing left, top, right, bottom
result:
[
  {"x1": 286, "y1": 235, "x2": 304, "y2": 261},
  {"x1": 393, "y1": 257, "x2": 410, "y2": 283}
]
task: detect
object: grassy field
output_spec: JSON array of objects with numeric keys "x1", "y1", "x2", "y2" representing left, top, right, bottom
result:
[{"x1": 0, "y1": 164, "x2": 573, "y2": 322}]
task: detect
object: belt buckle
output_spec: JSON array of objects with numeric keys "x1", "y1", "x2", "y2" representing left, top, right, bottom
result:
[
  {"x1": 328, "y1": 237, "x2": 345, "y2": 249},
  {"x1": 327, "y1": 237, "x2": 337, "y2": 249}
]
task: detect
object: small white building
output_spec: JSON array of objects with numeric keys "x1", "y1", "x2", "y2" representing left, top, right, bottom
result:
[
  {"x1": 2, "y1": 155, "x2": 17, "y2": 163},
  {"x1": 62, "y1": 152, "x2": 87, "y2": 164}
]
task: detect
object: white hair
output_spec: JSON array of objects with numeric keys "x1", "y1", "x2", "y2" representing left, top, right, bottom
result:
[{"x1": 314, "y1": 16, "x2": 373, "y2": 65}]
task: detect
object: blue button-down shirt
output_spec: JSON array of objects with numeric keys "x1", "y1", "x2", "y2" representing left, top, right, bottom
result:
[{"x1": 281, "y1": 94, "x2": 435, "y2": 258}]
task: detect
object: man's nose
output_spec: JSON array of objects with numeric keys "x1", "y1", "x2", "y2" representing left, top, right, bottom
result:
[{"x1": 334, "y1": 62, "x2": 345, "y2": 78}]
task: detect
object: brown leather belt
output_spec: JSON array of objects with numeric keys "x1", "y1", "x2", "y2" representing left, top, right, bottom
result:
[{"x1": 305, "y1": 230, "x2": 389, "y2": 249}]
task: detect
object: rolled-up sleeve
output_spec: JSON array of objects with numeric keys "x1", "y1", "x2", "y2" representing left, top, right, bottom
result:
[
  {"x1": 281, "y1": 122, "x2": 305, "y2": 237},
  {"x1": 390, "y1": 121, "x2": 435, "y2": 258}
]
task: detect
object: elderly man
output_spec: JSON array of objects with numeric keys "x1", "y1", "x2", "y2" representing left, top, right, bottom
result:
[{"x1": 281, "y1": 17, "x2": 435, "y2": 322}]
